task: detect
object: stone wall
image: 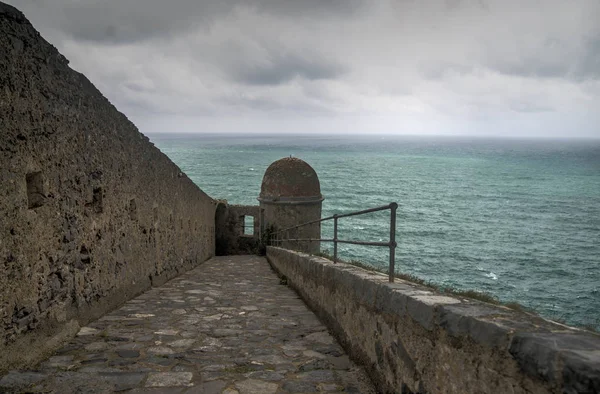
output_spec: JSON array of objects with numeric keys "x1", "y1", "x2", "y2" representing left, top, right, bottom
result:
[
  {"x1": 215, "y1": 203, "x2": 260, "y2": 255},
  {"x1": 0, "y1": 2, "x2": 216, "y2": 372},
  {"x1": 267, "y1": 247, "x2": 600, "y2": 394},
  {"x1": 262, "y1": 202, "x2": 321, "y2": 254}
]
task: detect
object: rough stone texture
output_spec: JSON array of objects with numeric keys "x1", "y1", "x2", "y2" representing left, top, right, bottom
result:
[
  {"x1": 267, "y1": 246, "x2": 600, "y2": 394},
  {"x1": 215, "y1": 203, "x2": 260, "y2": 256},
  {"x1": 263, "y1": 203, "x2": 322, "y2": 254},
  {"x1": 0, "y1": 256, "x2": 375, "y2": 393},
  {"x1": 259, "y1": 157, "x2": 321, "y2": 200},
  {"x1": 259, "y1": 158, "x2": 323, "y2": 254},
  {"x1": 0, "y1": 2, "x2": 215, "y2": 373}
]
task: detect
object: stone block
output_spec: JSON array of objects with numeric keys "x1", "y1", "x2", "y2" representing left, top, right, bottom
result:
[{"x1": 436, "y1": 303, "x2": 510, "y2": 348}]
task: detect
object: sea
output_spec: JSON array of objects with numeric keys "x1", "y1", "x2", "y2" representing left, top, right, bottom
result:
[{"x1": 149, "y1": 133, "x2": 600, "y2": 330}]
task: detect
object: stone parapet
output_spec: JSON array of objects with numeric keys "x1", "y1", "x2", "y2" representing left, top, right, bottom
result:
[{"x1": 266, "y1": 246, "x2": 600, "y2": 394}]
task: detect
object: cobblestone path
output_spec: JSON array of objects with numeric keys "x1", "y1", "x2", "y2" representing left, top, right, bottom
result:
[{"x1": 0, "y1": 256, "x2": 375, "y2": 393}]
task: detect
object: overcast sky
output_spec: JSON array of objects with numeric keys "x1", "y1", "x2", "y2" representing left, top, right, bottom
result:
[{"x1": 8, "y1": 0, "x2": 600, "y2": 138}]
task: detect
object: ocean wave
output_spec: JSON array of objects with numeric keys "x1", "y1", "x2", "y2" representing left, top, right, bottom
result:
[
  {"x1": 485, "y1": 272, "x2": 498, "y2": 280},
  {"x1": 153, "y1": 134, "x2": 600, "y2": 329},
  {"x1": 402, "y1": 230, "x2": 447, "y2": 237}
]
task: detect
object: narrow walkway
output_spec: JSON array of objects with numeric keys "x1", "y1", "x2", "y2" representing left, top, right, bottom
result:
[{"x1": 0, "y1": 256, "x2": 375, "y2": 393}]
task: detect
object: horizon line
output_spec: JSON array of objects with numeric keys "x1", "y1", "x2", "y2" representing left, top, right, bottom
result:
[{"x1": 144, "y1": 131, "x2": 600, "y2": 141}]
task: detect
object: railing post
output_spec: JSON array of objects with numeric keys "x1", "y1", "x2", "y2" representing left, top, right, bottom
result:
[
  {"x1": 333, "y1": 214, "x2": 338, "y2": 264},
  {"x1": 389, "y1": 202, "x2": 398, "y2": 283}
]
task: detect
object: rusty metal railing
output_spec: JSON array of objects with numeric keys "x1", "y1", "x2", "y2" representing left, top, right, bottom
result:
[{"x1": 270, "y1": 202, "x2": 398, "y2": 282}]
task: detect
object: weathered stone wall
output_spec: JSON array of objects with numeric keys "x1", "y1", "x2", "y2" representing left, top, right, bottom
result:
[
  {"x1": 0, "y1": 2, "x2": 216, "y2": 372},
  {"x1": 258, "y1": 157, "x2": 323, "y2": 254},
  {"x1": 267, "y1": 247, "x2": 600, "y2": 394},
  {"x1": 262, "y1": 202, "x2": 321, "y2": 254},
  {"x1": 215, "y1": 203, "x2": 260, "y2": 255}
]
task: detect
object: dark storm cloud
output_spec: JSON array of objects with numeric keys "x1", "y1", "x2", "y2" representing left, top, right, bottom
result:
[
  {"x1": 43, "y1": 1, "x2": 231, "y2": 43},
  {"x1": 17, "y1": 0, "x2": 365, "y2": 44},
  {"x1": 5, "y1": 0, "x2": 599, "y2": 137}
]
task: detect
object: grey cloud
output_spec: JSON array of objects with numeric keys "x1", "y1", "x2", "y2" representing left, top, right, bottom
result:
[
  {"x1": 116, "y1": 92, "x2": 216, "y2": 117},
  {"x1": 493, "y1": 61, "x2": 569, "y2": 80},
  {"x1": 250, "y1": 0, "x2": 365, "y2": 18},
  {"x1": 218, "y1": 95, "x2": 331, "y2": 114},
  {"x1": 5, "y1": 0, "x2": 599, "y2": 137},
  {"x1": 54, "y1": 1, "x2": 232, "y2": 43},
  {"x1": 115, "y1": 96, "x2": 161, "y2": 116},
  {"x1": 420, "y1": 63, "x2": 474, "y2": 80},
  {"x1": 12, "y1": 0, "x2": 365, "y2": 44},
  {"x1": 444, "y1": 0, "x2": 489, "y2": 12},
  {"x1": 231, "y1": 51, "x2": 346, "y2": 86},
  {"x1": 509, "y1": 101, "x2": 554, "y2": 113},
  {"x1": 123, "y1": 82, "x2": 154, "y2": 93},
  {"x1": 488, "y1": 35, "x2": 600, "y2": 82},
  {"x1": 571, "y1": 36, "x2": 600, "y2": 81}
]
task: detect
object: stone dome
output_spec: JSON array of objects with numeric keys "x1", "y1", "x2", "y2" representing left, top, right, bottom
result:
[{"x1": 259, "y1": 157, "x2": 322, "y2": 201}]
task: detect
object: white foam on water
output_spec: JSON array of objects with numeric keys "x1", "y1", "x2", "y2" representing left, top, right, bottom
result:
[{"x1": 485, "y1": 272, "x2": 498, "y2": 280}]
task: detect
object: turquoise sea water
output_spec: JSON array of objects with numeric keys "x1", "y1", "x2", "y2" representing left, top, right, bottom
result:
[{"x1": 150, "y1": 133, "x2": 600, "y2": 329}]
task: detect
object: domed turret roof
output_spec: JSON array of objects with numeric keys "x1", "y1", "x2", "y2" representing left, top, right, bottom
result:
[{"x1": 259, "y1": 157, "x2": 322, "y2": 201}]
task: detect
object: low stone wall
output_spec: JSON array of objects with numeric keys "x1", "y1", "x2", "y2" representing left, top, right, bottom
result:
[
  {"x1": 0, "y1": 3, "x2": 215, "y2": 373},
  {"x1": 267, "y1": 246, "x2": 600, "y2": 394}
]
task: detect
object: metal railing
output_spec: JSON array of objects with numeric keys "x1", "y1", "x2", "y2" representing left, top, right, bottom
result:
[{"x1": 271, "y1": 202, "x2": 398, "y2": 282}]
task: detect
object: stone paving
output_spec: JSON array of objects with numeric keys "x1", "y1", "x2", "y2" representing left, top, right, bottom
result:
[{"x1": 0, "y1": 256, "x2": 375, "y2": 393}]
